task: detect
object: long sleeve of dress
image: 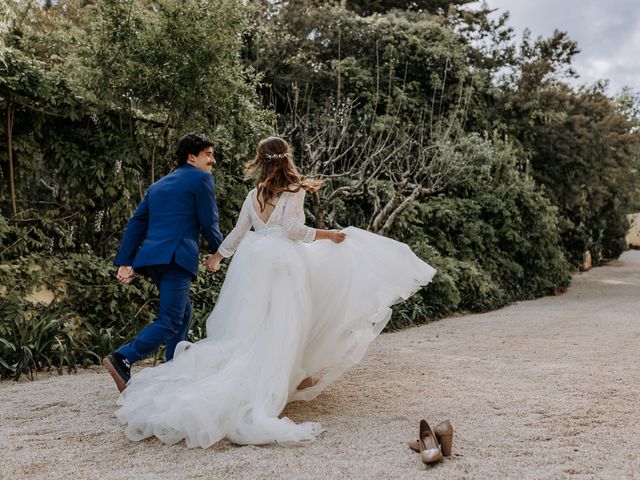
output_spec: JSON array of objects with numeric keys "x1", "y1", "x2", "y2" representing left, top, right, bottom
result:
[
  {"x1": 283, "y1": 190, "x2": 316, "y2": 243},
  {"x1": 218, "y1": 196, "x2": 252, "y2": 258}
]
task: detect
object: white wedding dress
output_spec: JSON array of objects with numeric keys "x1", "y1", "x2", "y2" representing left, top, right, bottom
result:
[{"x1": 116, "y1": 188, "x2": 436, "y2": 448}]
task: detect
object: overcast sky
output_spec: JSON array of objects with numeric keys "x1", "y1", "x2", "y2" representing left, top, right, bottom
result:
[{"x1": 472, "y1": 0, "x2": 640, "y2": 95}]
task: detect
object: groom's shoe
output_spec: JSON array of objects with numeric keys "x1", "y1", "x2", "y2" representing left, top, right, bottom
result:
[{"x1": 103, "y1": 353, "x2": 131, "y2": 392}]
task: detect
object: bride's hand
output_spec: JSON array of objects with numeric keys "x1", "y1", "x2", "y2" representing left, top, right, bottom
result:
[
  {"x1": 331, "y1": 230, "x2": 346, "y2": 243},
  {"x1": 116, "y1": 266, "x2": 135, "y2": 284},
  {"x1": 314, "y1": 229, "x2": 346, "y2": 243},
  {"x1": 205, "y1": 254, "x2": 222, "y2": 272}
]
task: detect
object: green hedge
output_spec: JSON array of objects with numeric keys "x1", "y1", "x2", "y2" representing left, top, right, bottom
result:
[{"x1": 0, "y1": 254, "x2": 224, "y2": 380}]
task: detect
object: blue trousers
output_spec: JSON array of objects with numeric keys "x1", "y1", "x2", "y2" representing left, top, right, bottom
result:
[{"x1": 117, "y1": 263, "x2": 193, "y2": 364}]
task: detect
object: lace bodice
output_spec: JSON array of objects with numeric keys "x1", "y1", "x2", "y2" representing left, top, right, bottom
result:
[{"x1": 218, "y1": 188, "x2": 316, "y2": 257}]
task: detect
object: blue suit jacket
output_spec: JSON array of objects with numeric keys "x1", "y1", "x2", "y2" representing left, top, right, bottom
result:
[{"x1": 114, "y1": 164, "x2": 224, "y2": 278}]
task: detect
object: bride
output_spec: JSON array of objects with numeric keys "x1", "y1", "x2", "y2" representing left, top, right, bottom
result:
[{"x1": 115, "y1": 136, "x2": 436, "y2": 448}]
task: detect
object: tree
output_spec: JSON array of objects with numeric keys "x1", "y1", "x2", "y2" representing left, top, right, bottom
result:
[
  {"x1": 496, "y1": 31, "x2": 640, "y2": 264},
  {"x1": 278, "y1": 0, "x2": 476, "y2": 15},
  {"x1": 280, "y1": 93, "x2": 473, "y2": 235},
  {"x1": 0, "y1": 0, "x2": 270, "y2": 258},
  {"x1": 247, "y1": 4, "x2": 481, "y2": 235}
]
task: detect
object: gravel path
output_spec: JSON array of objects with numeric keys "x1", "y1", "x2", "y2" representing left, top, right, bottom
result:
[{"x1": 2, "y1": 251, "x2": 639, "y2": 480}]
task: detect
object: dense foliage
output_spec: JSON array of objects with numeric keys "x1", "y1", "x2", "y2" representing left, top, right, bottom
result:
[{"x1": 1, "y1": 0, "x2": 638, "y2": 379}]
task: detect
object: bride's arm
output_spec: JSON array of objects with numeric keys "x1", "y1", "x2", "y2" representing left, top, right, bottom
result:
[
  {"x1": 284, "y1": 190, "x2": 346, "y2": 243},
  {"x1": 205, "y1": 195, "x2": 252, "y2": 271}
]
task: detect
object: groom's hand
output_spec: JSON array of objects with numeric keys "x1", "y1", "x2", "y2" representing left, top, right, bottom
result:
[{"x1": 116, "y1": 266, "x2": 135, "y2": 284}]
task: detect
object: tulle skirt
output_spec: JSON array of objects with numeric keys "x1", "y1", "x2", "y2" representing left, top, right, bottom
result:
[{"x1": 115, "y1": 227, "x2": 436, "y2": 448}]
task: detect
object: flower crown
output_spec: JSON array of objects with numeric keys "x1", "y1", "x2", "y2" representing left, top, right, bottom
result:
[{"x1": 263, "y1": 152, "x2": 289, "y2": 161}]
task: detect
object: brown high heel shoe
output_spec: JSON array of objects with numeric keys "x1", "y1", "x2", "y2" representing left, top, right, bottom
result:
[
  {"x1": 417, "y1": 419, "x2": 443, "y2": 464},
  {"x1": 434, "y1": 420, "x2": 453, "y2": 456},
  {"x1": 408, "y1": 420, "x2": 454, "y2": 456},
  {"x1": 297, "y1": 374, "x2": 322, "y2": 390}
]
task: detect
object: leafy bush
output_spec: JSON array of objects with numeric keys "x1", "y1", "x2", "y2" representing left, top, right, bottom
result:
[
  {"x1": 0, "y1": 254, "x2": 224, "y2": 379},
  {"x1": 385, "y1": 135, "x2": 571, "y2": 328},
  {"x1": 0, "y1": 288, "x2": 75, "y2": 380},
  {"x1": 418, "y1": 135, "x2": 571, "y2": 296},
  {"x1": 388, "y1": 242, "x2": 506, "y2": 331}
]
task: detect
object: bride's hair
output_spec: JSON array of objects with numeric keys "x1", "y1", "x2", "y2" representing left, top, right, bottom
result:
[{"x1": 245, "y1": 136, "x2": 322, "y2": 211}]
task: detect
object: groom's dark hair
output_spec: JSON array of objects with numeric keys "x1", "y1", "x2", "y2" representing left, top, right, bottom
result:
[{"x1": 176, "y1": 133, "x2": 215, "y2": 166}]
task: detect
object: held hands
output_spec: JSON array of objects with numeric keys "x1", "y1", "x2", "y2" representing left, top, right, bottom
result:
[
  {"x1": 116, "y1": 266, "x2": 135, "y2": 284},
  {"x1": 205, "y1": 252, "x2": 223, "y2": 273}
]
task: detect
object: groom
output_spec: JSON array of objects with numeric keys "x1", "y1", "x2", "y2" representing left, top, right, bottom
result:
[{"x1": 103, "y1": 133, "x2": 224, "y2": 392}]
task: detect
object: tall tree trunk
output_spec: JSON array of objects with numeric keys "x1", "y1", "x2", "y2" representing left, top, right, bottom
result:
[
  {"x1": 312, "y1": 191, "x2": 325, "y2": 228},
  {"x1": 336, "y1": 29, "x2": 342, "y2": 106},
  {"x1": 7, "y1": 104, "x2": 17, "y2": 216},
  {"x1": 150, "y1": 113, "x2": 172, "y2": 184}
]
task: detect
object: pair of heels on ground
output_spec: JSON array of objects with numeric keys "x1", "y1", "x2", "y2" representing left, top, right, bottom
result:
[{"x1": 407, "y1": 419, "x2": 454, "y2": 465}]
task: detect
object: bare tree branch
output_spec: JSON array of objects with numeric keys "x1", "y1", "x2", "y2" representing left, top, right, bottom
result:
[{"x1": 279, "y1": 64, "x2": 475, "y2": 234}]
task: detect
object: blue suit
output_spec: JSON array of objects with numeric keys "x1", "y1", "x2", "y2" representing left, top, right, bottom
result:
[{"x1": 114, "y1": 164, "x2": 223, "y2": 363}]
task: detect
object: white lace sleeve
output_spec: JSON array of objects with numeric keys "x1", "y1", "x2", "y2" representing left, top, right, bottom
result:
[
  {"x1": 283, "y1": 190, "x2": 316, "y2": 243},
  {"x1": 218, "y1": 195, "x2": 252, "y2": 258}
]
